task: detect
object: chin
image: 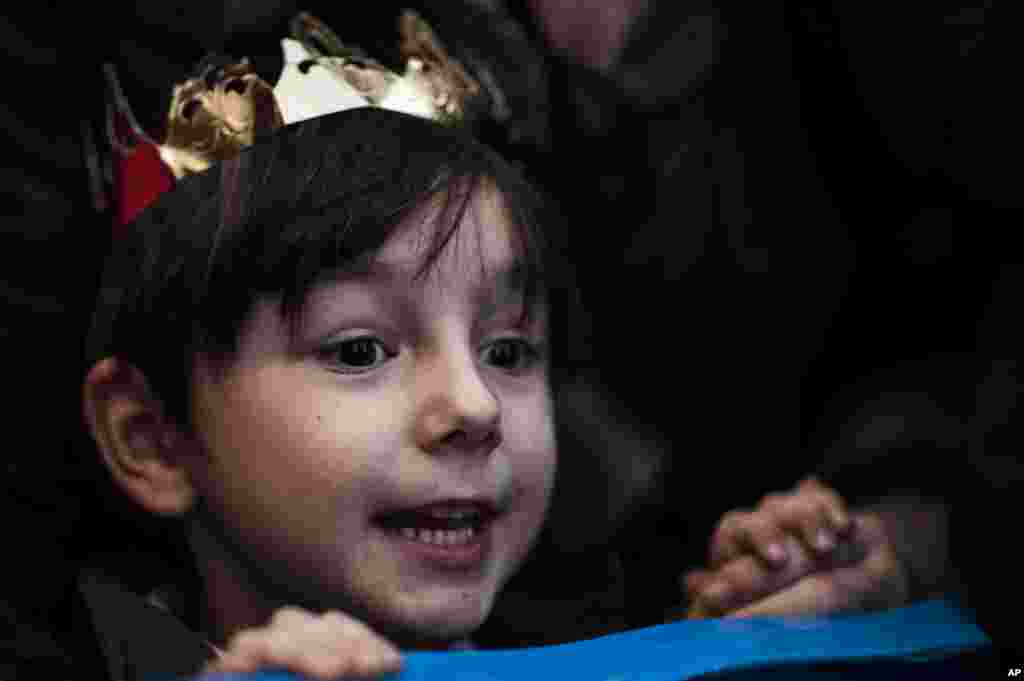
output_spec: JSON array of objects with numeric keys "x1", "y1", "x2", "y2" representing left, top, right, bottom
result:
[{"x1": 384, "y1": 586, "x2": 496, "y2": 648}]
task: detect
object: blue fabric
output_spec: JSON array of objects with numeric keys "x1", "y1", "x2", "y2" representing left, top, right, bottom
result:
[{"x1": 179, "y1": 599, "x2": 991, "y2": 681}]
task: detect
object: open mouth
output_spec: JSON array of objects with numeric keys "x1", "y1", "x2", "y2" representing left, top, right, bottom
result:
[{"x1": 374, "y1": 501, "x2": 496, "y2": 548}]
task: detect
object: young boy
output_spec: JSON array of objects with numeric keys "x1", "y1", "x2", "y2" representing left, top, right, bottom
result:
[{"x1": 80, "y1": 107, "x2": 561, "y2": 680}]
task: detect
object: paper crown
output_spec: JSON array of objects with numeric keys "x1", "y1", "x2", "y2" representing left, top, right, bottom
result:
[
  {"x1": 103, "y1": 11, "x2": 484, "y2": 225},
  {"x1": 160, "y1": 11, "x2": 482, "y2": 179}
]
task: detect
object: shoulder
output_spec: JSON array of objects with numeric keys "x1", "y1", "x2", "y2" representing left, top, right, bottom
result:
[
  {"x1": 76, "y1": 556, "x2": 215, "y2": 681},
  {"x1": 2, "y1": 550, "x2": 214, "y2": 681},
  {"x1": 1, "y1": 583, "x2": 105, "y2": 680}
]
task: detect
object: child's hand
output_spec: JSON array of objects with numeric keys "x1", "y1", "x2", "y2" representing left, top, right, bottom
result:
[
  {"x1": 684, "y1": 477, "x2": 910, "y2": 618},
  {"x1": 200, "y1": 607, "x2": 403, "y2": 680}
]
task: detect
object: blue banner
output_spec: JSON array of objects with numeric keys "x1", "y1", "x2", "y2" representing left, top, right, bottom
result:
[{"x1": 185, "y1": 599, "x2": 991, "y2": 681}]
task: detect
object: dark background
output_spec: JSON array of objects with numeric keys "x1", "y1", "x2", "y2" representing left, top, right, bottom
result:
[{"x1": 2, "y1": 0, "x2": 1019, "y2": 652}]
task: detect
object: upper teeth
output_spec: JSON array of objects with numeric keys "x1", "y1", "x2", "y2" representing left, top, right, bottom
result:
[
  {"x1": 400, "y1": 527, "x2": 476, "y2": 545},
  {"x1": 426, "y1": 508, "x2": 480, "y2": 520}
]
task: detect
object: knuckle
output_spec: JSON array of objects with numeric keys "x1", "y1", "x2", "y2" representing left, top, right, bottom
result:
[
  {"x1": 328, "y1": 616, "x2": 379, "y2": 646},
  {"x1": 791, "y1": 499, "x2": 826, "y2": 527},
  {"x1": 271, "y1": 606, "x2": 308, "y2": 626},
  {"x1": 318, "y1": 610, "x2": 351, "y2": 630},
  {"x1": 748, "y1": 511, "x2": 780, "y2": 536},
  {"x1": 792, "y1": 488, "x2": 822, "y2": 511},
  {"x1": 720, "y1": 510, "x2": 754, "y2": 536},
  {"x1": 770, "y1": 491, "x2": 803, "y2": 515},
  {"x1": 808, "y1": 489, "x2": 839, "y2": 512},
  {"x1": 720, "y1": 509, "x2": 746, "y2": 528},
  {"x1": 342, "y1": 618, "x2": 376, "y2": 640}
]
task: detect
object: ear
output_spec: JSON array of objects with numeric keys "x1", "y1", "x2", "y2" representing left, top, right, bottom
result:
[{"x1": 83, "y1": 357, "x2": 197, "y2": 516}]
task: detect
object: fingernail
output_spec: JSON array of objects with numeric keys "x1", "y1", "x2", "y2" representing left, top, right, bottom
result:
[
  {"x1": 766, "y1": 543, "x2": 787, "y2": 564},
  {"x1": 815, "y1": 528, "x2": 835, "y2": 551},
  {"x1": 831, "y1": 509, "x2": 849, "y2": 530}
]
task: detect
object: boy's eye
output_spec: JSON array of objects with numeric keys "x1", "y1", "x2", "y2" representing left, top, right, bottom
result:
[
  {"x1": 481, "y1": 338, "x2": 541, "y2": 372},
  {"x1": 321, "y1": 337, "x2": 396, "y2": 373}
]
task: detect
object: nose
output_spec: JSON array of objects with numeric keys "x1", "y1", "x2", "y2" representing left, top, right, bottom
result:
[{"x1": 414, "y1": 344, "x2": 501, "y2": 455}]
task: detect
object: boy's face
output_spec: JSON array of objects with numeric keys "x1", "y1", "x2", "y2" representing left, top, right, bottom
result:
[{"x1": 186, "y1": 185, "x2": 555, "y2": 645}]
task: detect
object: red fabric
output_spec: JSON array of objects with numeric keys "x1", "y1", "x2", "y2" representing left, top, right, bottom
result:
[{"x1": 113, "y1": 117, "x2": 174, "y2": 238}]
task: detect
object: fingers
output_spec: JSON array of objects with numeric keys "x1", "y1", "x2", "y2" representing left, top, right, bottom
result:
[
  {"x1": 692, "y1": 477, "x2": 867, "y2": 619},
  {"x1": 798, "y1": 476, "x2": 853, "y2": 537},
  {"x1": 709, "y1": 512, "x2": 909, "y2": 619},
  {"x1": 709, "y1": 510, "x2": 789, "y2": 569},
  {"x1": 203, "y1": 608, "x2": 403, "y2": 680},
  {"x1": 708, "y1": 478, "x2": 852, "y2": 571},
  {"x1": 695, "y1": 535, "x2": 816, "y2": 615},
  {"x1": 773, "y1": 477, "x2": 852, "y2": 555}
]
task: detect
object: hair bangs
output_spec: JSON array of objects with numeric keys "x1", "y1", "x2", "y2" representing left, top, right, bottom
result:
[
  {"x1": 405, "y1": 172, "x2": 548, "y2": 331},
  {"x1": 269, "y1": 169, "x2": 550, "y2": 346}
]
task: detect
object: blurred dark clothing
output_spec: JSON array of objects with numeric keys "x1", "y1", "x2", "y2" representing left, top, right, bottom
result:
[
  {"x1": 541, "y1": 1, "x2": 854, "y2": 564},
  {"x1": 525, "y1": 1, "x2": 1019, "y2": 632},
  {"x1": 810, "y1": 360, "x2": 1023, "y2": 651},
  {"x1": 0, "y1": 555, "x2": 214, "y2": 681}
]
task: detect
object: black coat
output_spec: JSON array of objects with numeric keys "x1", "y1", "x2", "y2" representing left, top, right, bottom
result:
[{"x1": 2, "y1": 553, "x2": 214, "y2": 681}]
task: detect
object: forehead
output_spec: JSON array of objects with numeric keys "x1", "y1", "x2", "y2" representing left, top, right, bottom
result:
[
  {"x1": 378, "y1": 181, "x2": 518, "y2": 279},
  {"x1": 291, "y1": 182, "x2": 527, "y2": 324},
  {"x1": 229, "y1": 183, "x2": 535, "y2": 356}
]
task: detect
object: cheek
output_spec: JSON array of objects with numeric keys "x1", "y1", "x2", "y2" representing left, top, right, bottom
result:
[
  {"x1": 193, "y1": 368, "x2": 408, "y2": 517},
  {"x1": 503, "y1": 388, "x2": 558, "y2": 502},
  {"x1": 493, "y1": 389, "x2": 556, "y2": 580}
]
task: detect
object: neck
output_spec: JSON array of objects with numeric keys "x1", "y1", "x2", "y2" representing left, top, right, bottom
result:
[{"x1": 185, "y1": 517, "x2": 280, "y2": 646}]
